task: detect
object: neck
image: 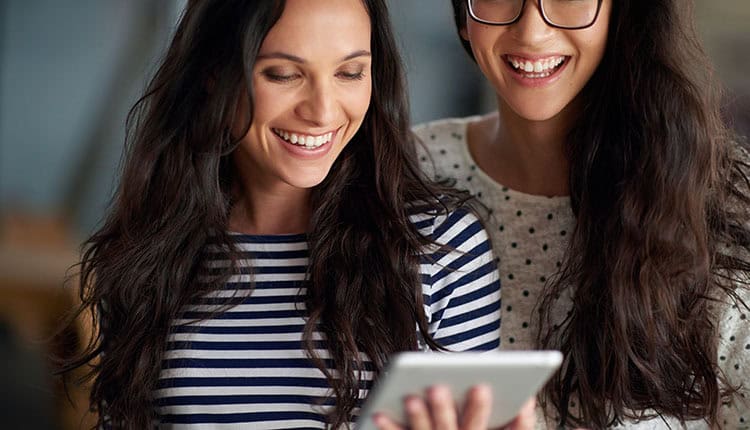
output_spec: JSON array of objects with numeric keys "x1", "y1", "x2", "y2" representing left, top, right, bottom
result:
[
  {"x1": 228, "y1": 176, "x2": 311, "y2": 236},
  {"x1": 471, "y1": 99, "x2": 576, "y2": 197}
]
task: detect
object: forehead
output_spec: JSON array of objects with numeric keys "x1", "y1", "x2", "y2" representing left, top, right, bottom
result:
[{"x1": 259, "y1": 0, "x2": 371, "y2": 58}]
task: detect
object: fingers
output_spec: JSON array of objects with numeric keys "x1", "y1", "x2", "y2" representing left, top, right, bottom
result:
[
  {"x1": 373, "y1": 389, "x2": 457, "y2": 430},
  {"x1": 426, "y1": 385, "x2": 459, "y2": 430},
  {"x1": 372, "y1": 412, "x2": 405, "y2": 430},
  {"x1": 459, "y1": 384, "x2": 493, "y2": 430},
  {"x1": 505, "y1": 397, "x2": 537, "y2": 430},
  {"x1": 375, "y1": 385, "x2": 497, "y2": 430},
  {"x1": 404, "y1": 395, "x2": 432, "y2": 430}
]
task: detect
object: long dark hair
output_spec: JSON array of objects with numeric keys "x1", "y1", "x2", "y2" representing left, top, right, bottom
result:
[
  {"x1": 451, "y1": 0, "x2": 750, "y2": 427},
  {"x1": 59, "y1": 1, "x2": 467, "y2": 428}
]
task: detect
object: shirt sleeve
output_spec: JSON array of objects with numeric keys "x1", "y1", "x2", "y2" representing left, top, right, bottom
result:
[
  {"x1": 421, "y1": 207, "x2": 501, "y2": 352},
  {"x1": 717, "y1": 278, "x2": 750, "y2": 428}
]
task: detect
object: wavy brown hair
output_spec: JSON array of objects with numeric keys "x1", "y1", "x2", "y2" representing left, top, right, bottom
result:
[
  {"x1": 58, "y1": 1, "x2": 469, "y2": 428},
  {"x1": 451, "y1": 0, "x2": 750, "y2": 427}
]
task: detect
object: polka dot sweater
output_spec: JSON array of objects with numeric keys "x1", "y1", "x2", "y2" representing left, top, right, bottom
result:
[{"x1": 413, "y1": 116, "x2": 750, "y2": 429}]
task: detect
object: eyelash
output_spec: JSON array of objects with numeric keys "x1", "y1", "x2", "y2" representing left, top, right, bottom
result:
[
  {"x1": 263, "y1": 70, "x2": 365, "y2": 83},
  {"x1": 337, "y1": 71, "x2": 365, "y2": 80},
  {"x1": 265, "y1": 72, "x2": 299, "y2": 83}
]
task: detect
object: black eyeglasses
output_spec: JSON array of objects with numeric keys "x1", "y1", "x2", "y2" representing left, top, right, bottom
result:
[{"x1": 467, "y1": 0, "x2": 604, "y2": 30}]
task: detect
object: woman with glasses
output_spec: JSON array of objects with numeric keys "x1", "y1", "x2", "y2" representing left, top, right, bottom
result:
[{"x1": 415, "y1": 0, "x2": 750, "y2": 427}]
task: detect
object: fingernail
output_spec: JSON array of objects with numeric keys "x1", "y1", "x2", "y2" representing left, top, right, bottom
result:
[
  {"x1": 429, "y1": 384, "x2": 450, "y2": 398},
  {"x1": 474, "y1": 383, "x2": 492, "y2": 396},
  {"x1": 405, "y1": 397, "x2": 420, "y2": 413}
]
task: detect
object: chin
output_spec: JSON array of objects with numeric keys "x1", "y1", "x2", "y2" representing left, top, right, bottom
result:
[
  {"x1": 510, "y1": 101, "x2": 571, "y2": 123},
  {"x1": 287, "y1": 172, "x2": 331, "y2": 190},
  {"x1": 516, "y1": 109, "x2": 562, "y2": 123}
]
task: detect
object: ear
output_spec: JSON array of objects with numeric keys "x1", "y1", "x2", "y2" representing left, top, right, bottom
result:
[{"x1": 459, "y1": 26, "x2": 469, "y2": 41}]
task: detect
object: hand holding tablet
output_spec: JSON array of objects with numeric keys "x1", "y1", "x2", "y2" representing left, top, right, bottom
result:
[{"x1": 358, "y1": 351, "x2": 563, "y2": 430}]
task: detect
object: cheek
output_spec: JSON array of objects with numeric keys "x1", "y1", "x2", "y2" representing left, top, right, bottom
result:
[
  {"x1": 345, "y1": 81, "x2": 372, "y2": 122},
  {"x1": 336, "y1": 82, "x2": 371, "y2": 147},
  {"x1": 581, "y1": 8, "x2": 610, "y2": 67},
  {"x1": 465, "y1": 26, "x2": 503, "y2": 76},
  {"x1": 249, "y1": 82, "x2": 295, "y2": 129},
  {"x1": 465, "y1": 22, "x2": 498, "y2": 54},
  {"x1": 576, "y1": 32, "x2": 608, "y2": 74}
]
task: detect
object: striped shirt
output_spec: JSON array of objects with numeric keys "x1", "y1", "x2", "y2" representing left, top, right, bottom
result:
[{"x1": 153, "y1": 208, "x2": 501, "y2": 429}]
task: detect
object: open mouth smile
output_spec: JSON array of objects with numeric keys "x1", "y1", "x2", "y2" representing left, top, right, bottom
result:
[
  {"x1": 272, "y1": 128, "x2": 334, "y2": 149},
  {"x1": 505, "y1": 54, "x2": 569, "y2": 79}
]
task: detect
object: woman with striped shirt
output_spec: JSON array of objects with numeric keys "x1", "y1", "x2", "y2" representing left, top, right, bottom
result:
[{"x1": 59, "y1": 1, "x2": 536, "y2": 428}]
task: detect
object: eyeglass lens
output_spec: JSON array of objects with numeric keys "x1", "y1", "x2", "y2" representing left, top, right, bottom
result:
[{"x1": 469, "y1": 0, "x2": 599, "y2": 29}]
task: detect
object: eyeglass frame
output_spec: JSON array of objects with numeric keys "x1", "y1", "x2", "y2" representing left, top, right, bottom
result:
[{"x1": 466, "y1": 0, "x2": 604, "y2": 30}]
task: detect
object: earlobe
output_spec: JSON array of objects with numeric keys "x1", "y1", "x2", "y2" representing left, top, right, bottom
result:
[{"x1": 459, "y1": 27, "x2": 469, "y2": 41}]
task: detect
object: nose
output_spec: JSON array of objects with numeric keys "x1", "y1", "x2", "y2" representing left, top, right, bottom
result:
[
  {"x1": 295, "y1": 79, "x2": 339, "y2": 126},
  {"x1": 511, "y1": 0, "x2": 554, "y2": 46}
]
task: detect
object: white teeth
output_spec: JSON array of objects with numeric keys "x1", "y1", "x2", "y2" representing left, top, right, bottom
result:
[
  {"x1": 508, "y1": 55, "x2": 566, "y2": 78},
  {"x1": 273, "y1": 128, "x2": 333, "y2": 149}
]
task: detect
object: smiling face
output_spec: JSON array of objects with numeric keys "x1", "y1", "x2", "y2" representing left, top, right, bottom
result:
[
  {"x1": 462, "y1": 0, "x2": 611, "y2": 122},
  {"x1": 233, "y1": 0, "x2": 372, "y2": 193}
]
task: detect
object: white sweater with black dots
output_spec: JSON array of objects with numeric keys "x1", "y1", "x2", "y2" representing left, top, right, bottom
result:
[{"x1": 414, "y1": 116, "x2": 750, "y2": 429}]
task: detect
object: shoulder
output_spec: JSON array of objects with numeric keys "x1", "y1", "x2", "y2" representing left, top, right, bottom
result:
[
  {"x1": 714, "y1": 279, "x2": 750, "y2": 424},
  {"x1": 411, "y1": 204, "x2": 496, "y2": 284},
  {"x1": 413, "y1": 204, "x2": 501, "y2": 351},
  {"x1": 412, "y1": 116, "x2": 479, "y2": 178},
  {"x1": 729, "y1": 137, "x2": 750, "y2": 173},
  {"x1": 412, "y1": 116, "x2": 476, "y2": 141},
  {"x1": 730, "y1": 136, "x2": 750, "y2": 160},
  {"x1": 727, "y1": 135, "x2": 750, "y2": 177},
  {"x1": 412, "y1": 116, "x2": 477, "y2": 156},
  {"x1": 715, "y1": 276, "x2": 750, "y2": 346},
  {"x1": 723, "y1": 140, "x2": 750, "y2": 253},
  {"x1": 729, "y1": 139, "x2": 750, "y2": 194},
  {"x1": 410, "y1": 204, "x2": 487, "y2": 251}
]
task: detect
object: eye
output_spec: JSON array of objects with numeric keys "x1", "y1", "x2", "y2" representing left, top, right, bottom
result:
[
  {"x1": 337, "y1": 70, "x2": 365, "y2": 80},
  {"x1": 261, "y1": 68, "x2": 301, "y2": 83},
  {"x1": 264, "y1": 72, "x2": 300, "y2": 83},
  {"x1": 336, "y1": 63, "x2": 368, "y2": 81}
]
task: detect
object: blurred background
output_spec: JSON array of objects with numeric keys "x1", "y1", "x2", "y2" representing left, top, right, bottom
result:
[{"x1": 0, "y1": 1, "x2": 748, "y2": 428}]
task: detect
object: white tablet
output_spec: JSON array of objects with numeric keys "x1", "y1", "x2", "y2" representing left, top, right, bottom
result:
[{"x1": 357, "y1": 350, "x2": 563, "y2": 430}]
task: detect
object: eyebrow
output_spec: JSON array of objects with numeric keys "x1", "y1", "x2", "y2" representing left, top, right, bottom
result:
[{"x1": 256, "y1": 50, "x2": 371, "y2": 64}]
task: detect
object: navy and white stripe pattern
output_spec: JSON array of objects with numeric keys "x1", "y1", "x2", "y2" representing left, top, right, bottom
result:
[{"x1": 154, "y1": 208, "x2": 501, "y2": 429}]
